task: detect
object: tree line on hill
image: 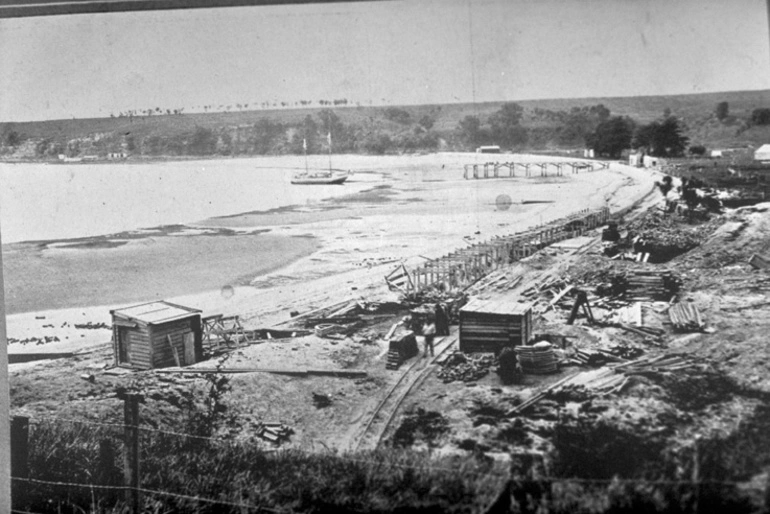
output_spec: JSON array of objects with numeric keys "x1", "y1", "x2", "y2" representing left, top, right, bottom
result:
[{"x1": 0, "y1": 99, "x2": 760, "y2": 160}]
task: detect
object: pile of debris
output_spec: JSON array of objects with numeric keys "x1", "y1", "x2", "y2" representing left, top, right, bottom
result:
[
  {"x1": 625, "y1": 212, "x2": 716, "y2": 263},
  {"x1": 437, "y1": 352, "x2": 496, "y2": 383},
  {"x1": 255, "y1": 422, "x2": 294, "y2": 444}
]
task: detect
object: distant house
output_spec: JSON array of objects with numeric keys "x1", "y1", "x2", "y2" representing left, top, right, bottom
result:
[
  {"x1": 108, "y1": 151, "x2": 127, "y2": 160},
  {"x1": 710, "y1": 150, "x2": 723, "y2": 158},
  {"x1": 476, "y1": 145, "x2": 501, "y2": 154},
  {"x1": 583, "y1": 149, "x2": 595, "y2": 158},
  {"x1": 643, "y1": 155, "x2": 664, "y2": 168},
  {"x1": 754, "y1": 144, "x2": 770, "y2": 161},
  {"x1": 629, "y1": 152, "x2": 644, "y2": 167},
  {"x1": 111, "y1": 301, "x2": 203, "y2": 370}
]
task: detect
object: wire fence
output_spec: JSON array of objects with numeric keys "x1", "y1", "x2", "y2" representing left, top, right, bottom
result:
[{"x1": 12, "y1": 407, "x2": 770, "y2": 514}]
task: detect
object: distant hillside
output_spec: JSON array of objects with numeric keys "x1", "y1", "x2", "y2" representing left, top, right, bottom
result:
[{"x1": 3, "y1": 89, "x2": 770, "y2": 160}]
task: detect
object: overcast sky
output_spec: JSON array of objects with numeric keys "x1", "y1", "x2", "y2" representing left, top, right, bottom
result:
[{"x1": 1, "y1": 0, "x2": 769, "y2": 122}]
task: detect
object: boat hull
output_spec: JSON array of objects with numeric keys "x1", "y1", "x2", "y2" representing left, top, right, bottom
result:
[{"x1": 291, "y1": 175, "x2": 348, "y2": 185}]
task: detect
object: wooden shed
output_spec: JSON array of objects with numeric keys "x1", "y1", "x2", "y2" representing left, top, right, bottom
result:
[
  {"x1": 459, "y1": 298, "x2": 532, "y2": 353},
  {"x1": 111, "y1": 301, "x2": 203, "y2": 370}
]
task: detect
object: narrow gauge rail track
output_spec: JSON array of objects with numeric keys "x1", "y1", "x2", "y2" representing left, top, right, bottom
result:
[
  {"x1": 350, "y1": 182, "x2": 662, "y2": 452},
  {"x1": 352, "y1": 333, "x2": 458, "y2": 452}
]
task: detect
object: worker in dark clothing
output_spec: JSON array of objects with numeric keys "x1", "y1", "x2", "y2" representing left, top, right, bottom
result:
[
  {"x1": 422, "y1": 319, "x2": 436, "y2": 357},
  {"x1": 435, "y1": 303, "x2": 450, "y2": 336},
  {"x1": 601, "y1": 222, "x2": 621, "y2": 257}
]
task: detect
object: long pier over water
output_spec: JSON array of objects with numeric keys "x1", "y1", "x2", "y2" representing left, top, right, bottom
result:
[{"x1": 463, "y1": 160, "x2": 610, "y2": 179}]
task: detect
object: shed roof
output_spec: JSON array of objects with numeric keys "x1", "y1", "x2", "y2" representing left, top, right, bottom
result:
[
  {"x1": 754, "y1": 144, "x2": 770, "y2": 158},
  {"x1": 111, "y1": 301, "x2": 201, "y2": 325},
  {"x1": 461, "y1": 296, "x2": 532, "y2": 316}
]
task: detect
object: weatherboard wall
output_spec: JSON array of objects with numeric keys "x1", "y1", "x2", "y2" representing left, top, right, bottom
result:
[
  {"x1": 459, "y1": 299, "x2": 532, "y2": 353},
  {"x1": 112, "y1": 313, "x2": 202, "y2": 370}
]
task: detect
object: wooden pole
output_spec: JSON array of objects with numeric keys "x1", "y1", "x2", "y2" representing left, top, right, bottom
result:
[
  {"x1": 123, "y1": 394, "x2": 142, "y2": 513},
  {"x1": 0, "y1": 218, "x2": 10, "y2": 514},
  {"x1": 692, "y1": 436, "x2": 701, "y2": 514},
  {"x1": 10, "y1": 416, "x2": 29, "y2": 507}
]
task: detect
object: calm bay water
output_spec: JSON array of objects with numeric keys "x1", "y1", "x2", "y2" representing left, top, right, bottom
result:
[{"x1": 0, "y1": 156, "x2": 381, "y2": 244}]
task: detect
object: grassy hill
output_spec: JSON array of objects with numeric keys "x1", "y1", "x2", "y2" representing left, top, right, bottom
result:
[{"x1": 3, "y1": 88, "x2": 770, "y2": 159}]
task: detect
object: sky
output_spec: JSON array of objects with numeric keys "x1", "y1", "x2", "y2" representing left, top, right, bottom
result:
[{"x1": 1, "y1": 0, "x2": 769, "y2": 122}]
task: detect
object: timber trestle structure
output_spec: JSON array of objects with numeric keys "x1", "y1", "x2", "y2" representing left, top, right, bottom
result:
[
  {"x1": 463, "y1": 160, "x2": 609, "y2": 179},
  {"x1": 387, "y1": 207, "x2": 610, "y2": 296}
]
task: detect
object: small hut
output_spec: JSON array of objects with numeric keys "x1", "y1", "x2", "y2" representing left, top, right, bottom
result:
[
  {"x1": 459, "y1": 298, "x2": 532, "y2": 353},
  {"x1": 111, "y1": 301, "x2": 203, "y2": 369}
]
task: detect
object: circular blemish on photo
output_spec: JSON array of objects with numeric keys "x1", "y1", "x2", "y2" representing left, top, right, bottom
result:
[
  {"x1": 221, "y1": 285, "x2": 234, "y2": 299},
  {"x1": 495, "y1": 194, "x2": 512, "y2": 211}
]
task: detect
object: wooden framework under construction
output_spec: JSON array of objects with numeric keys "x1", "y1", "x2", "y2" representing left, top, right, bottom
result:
[{"x1": 385, "y1": 207, "x2": 610, "y2": 297}]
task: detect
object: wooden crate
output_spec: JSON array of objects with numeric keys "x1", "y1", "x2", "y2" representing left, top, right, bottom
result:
[{"x1": 459, "y1": 297, "x2": 532, "y2": 353}]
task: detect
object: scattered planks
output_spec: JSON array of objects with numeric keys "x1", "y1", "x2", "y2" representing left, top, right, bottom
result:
[
  {"x1": 155, "y1": 368, "x2": 368, "y2": 378},
  {"x1": 508, "y1": 353, "x2": 696, "y2": 415},
  {"x1": 668, "y1": 302, "x2": 705, "y2": 332}
]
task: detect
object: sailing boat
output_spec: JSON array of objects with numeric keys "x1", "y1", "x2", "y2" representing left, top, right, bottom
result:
[{"x1": 291, "y1": 131, "x2": 349, "y2": 185}]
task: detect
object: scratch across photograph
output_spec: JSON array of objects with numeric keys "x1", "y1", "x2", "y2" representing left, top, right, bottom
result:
[{"x1": 2, "y1": 0, "x2": 770, "y2": 512}]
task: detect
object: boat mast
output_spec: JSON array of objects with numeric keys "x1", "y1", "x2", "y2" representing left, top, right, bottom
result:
[
  {"x1": 303, "y1": 137, "x2": 309, "y2": 174},
  {"x1": 327, "y1": 130, "x2": 332, "y2": 173}
]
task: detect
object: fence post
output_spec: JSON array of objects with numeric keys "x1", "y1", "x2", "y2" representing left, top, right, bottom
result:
[
  {"x1": 123, "y1": 394, "x2": 142, "y2": 513},
  {"x1": 692, "y1": 436, "x2": 701, "y2": 514},
  {"x1": 10, "y1": 415, "x2": 29, "y2": 506}
]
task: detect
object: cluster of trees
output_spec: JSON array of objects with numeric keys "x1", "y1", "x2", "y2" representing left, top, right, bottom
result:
[
  {"x1": 117, "y1": 107, "x2": 442, "y2": 157},
  {"x1": 457, "y1": 103, "x2": 613, "y2": 150},
  {"x1": 587, "y1": 114, "x2": 689, "y2": 158}
]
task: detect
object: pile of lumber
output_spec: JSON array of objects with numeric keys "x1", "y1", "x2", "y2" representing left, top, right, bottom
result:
[
  {"x1": 668, "y1": 302, "x2": 705, "y2": 332},
  {"x1": 515, "y1": 343, "x2": 558, "y2": 374},
  {"x1": 437, "y1": 352, "x2": 495, "y2": 383},
  {"x1": 256, "y1": 422, "x2": 294, "y2": 444},
  {"x1": 612, "y1": 270, "x2": 682, "y2": 301}
]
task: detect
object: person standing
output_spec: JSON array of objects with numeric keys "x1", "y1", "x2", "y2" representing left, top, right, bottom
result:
[{"x1": 422, "y1": 319, "x2": 436, "y2": 357}]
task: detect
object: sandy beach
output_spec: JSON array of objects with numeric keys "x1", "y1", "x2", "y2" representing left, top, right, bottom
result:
[{"x1": 2, "y1": 153, "x2": 657, "y2": 360}]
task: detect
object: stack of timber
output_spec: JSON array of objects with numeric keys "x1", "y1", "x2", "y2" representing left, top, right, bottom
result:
[
  {"x1": 668, "y1": 303, "x2": 705, "y2": 332},
  {"x1": 459, "y1": 297, "x2": 532, "y2": 353},
  {"x1": 612, "y1": 270, "x2": 682, "y2": 301},
  {"x1": 387, "y1": 330, "x2": 419, "y2": 369},
  {"x1": 515, "y1": 342, "x2": 558, "y2": 374},
  {"x1": 256, "y1": 422, "x2": 294, "y2": 444}
]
